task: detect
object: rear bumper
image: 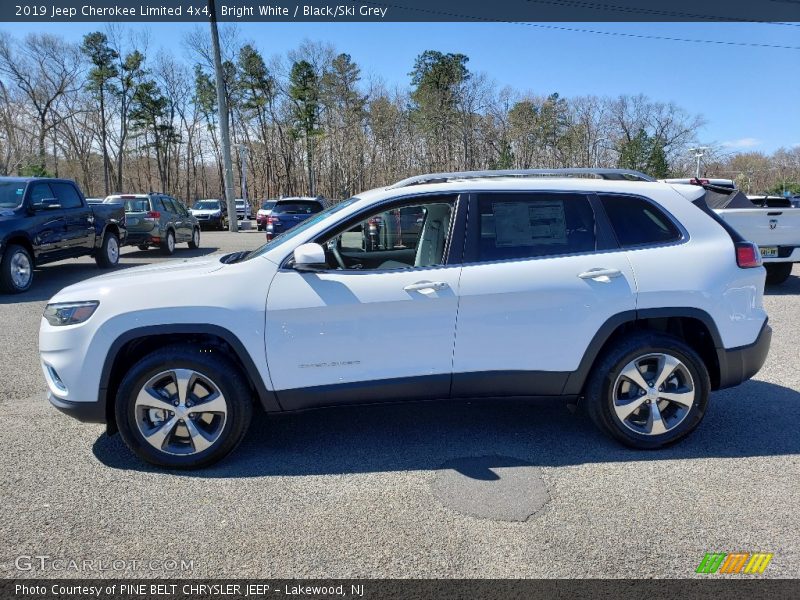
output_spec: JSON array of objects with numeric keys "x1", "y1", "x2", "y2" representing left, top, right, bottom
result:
[
  {"x1": 761, "y1": 247, "x2": 800, "y2": 263},
  {"x1": 126, "y1": 231, "x2": 159, "y2": 245},
  {"x1": 48, "y1": 392, "x2": 105, "y2": 424},
  {"x1": 716, "y1": 319, "x2": 772, "y2": 389}
]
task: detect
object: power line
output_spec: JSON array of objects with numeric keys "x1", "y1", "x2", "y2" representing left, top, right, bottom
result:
[
  {"x1": 365, "y1": 3, "x2": 800, "y2": 51},
  {"x1": 522, "y1": 0, "x2": 800, "y2": 28}
]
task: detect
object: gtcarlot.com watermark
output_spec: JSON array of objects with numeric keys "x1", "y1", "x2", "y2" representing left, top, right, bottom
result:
[{"x1": 15, "y1": 555, "x2": 194, "y2": 573}]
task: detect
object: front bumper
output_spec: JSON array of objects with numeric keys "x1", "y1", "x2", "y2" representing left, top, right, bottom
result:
[
  {"x1": 716, "y1": 319, "x2": 772, "y2": 389},
  {"x1": 48, "y1": 392, "x2": 106, "y2": 424}
]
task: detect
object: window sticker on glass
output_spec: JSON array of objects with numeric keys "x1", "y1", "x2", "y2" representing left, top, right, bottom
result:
[{"x1": 492, "y1": 201, "x2": 568, "y2": 247}]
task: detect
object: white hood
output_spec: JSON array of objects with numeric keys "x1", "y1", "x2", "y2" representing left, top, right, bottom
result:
[{"x1": 49, "y1": 256, "x2": 225, "y2": 302}]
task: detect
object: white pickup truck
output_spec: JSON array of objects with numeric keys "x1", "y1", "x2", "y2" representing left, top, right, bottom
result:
[{"x1": 705, "y1": 186, "x2": 800, "y2": 285}]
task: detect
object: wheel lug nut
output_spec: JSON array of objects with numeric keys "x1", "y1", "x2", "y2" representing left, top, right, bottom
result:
[
  {"x1": 173, "y1": 401, "x2": 179, "y2": 406},
  {"x1": 189, "y1": 413, "x2": 196, "y2": 418}
]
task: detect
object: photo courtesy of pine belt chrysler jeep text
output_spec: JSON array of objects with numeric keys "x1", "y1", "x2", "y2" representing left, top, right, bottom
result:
[{"x1": 39, "y1": 169, "x2": 772, "y2": 469}]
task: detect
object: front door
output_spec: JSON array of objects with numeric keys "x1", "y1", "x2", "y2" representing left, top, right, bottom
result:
[
  {"x1": 26, "y1": 182, "x2": 67, "y2": 263},
  {"x1": 452, "y1": 191, "x2": 637, "y2": 396},
  {"x1": 265, "y1": 196, "x2": 464, "y2": 409}
]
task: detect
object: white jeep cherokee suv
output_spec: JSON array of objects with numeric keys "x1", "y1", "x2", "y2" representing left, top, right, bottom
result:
[{"x1": 40, "y1": 169, "x2": 771, "y2": 468}]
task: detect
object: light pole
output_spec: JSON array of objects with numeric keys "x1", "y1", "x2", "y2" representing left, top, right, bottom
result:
[{"x1": 688, "y1": 147, "x2": 709, "y2": 178}]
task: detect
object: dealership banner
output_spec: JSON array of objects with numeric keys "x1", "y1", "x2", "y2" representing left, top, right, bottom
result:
[
  {"x1": 4, "y1": 579, "x2": 800, "y2": 599},
  {"x1": 3, "y1": 0, "x2": 800, "y2": 22}
]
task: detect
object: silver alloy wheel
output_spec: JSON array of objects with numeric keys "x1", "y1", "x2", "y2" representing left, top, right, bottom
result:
[
  {"x1": 134, "y1": 369, "x2": 228, "y2": 455},
  {"x1": 107, "y1": 235, "x2": 119, "y2": 263},
  {"x1": 612, "y1": 352, "x2": 695, "y2": 436},
  {"x1": 167, "y1": 232, "x2": 175, "y2": 252},
  {"x1": 193, "y1": 228, "x2": 199, "y2": 245},
  {"x1": 10, "y1": 250, "x2": 31, "y2": 289}
]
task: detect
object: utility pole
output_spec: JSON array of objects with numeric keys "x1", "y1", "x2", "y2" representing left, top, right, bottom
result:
[
  {"x1": 208, "y1": 0, "x2": 238, "y2": 232},
  {"x1": 688, "y1": 147, "x2": 709, "y2": 178},
  {"x1": 238, "y1": 144, "x2": 249, "y2": 219}
]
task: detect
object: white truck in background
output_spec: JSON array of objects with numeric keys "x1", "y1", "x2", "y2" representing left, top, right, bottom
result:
[{"x1": 666, "y1": 178, "x2": 800, "y2": 285}]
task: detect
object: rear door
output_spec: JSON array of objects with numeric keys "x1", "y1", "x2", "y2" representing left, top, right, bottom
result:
[
  {"x1": 161, "y1": 197, "x2": 186, "y2": 241},
  {"x1": 452, "y1": 191, "x2": 637, "y2": 396},
  {"x1": 51, "y1": 181, "x2": 93, "y2": 254}
]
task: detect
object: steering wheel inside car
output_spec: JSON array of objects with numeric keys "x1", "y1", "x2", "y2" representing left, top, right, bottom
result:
[{"x1": 327, "y1": 238, "x2": 346, "y2": 270}]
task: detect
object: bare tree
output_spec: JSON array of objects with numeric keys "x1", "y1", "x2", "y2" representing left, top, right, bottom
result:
[{"x1": 0, "y1": 32, "x2": 83, "y2": 174}]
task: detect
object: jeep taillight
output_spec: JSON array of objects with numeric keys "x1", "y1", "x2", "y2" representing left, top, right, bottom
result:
[{"x1": 736, "y1": 242, "x2": 762, "y2": 268}]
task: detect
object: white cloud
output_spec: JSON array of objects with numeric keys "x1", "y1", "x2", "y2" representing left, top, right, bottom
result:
[{"x1": 721, "y1": 137, "x2": 762, "y2": 149}]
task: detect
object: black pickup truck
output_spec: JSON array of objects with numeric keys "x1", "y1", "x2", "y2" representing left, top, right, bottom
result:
[{"x1": 0, "y1": 177, "x2": 127, "y2": 293}]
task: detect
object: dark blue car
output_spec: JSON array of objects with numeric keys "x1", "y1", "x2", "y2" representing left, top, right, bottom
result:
[{"x1": 265, "y1": 197, "x2": 326, "y2": 241}]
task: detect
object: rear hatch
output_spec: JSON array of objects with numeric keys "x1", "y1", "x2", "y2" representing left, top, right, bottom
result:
[
  {"x1": 269, "y1": 200, "x2": 321, "y2": 234},
  {"x1": 116, "y1": 196, "x2": 155, "y2": 234}
]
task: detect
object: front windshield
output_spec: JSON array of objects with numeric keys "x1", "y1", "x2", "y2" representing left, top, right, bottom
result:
[
  {"x1": 194, "y1": 200, "x2": 220, "y2": 210},
  {"x1": 244, "y1": 197, "x2": 358, "y2": 261},
  {"x1": 0, "y1": 182, "x2": 26, "y2": 209}
]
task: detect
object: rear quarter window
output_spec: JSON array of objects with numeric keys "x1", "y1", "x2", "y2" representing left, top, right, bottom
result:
[{"x1": 599, "y1": 194, "x2": 681, "y2": 247}]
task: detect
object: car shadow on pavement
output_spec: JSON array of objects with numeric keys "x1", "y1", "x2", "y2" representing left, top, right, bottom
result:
[
  {"x1": 92, "y1": 379, "x2": 800, "y2": 477},
  {"x1": 122, "y1": 247, "x2": 219, "y2": 260},
  {"x1": 763, "y1": 273, "x2": 800, "y2": 296}
]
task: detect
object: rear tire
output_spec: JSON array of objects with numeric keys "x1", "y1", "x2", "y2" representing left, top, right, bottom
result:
[
  {"x1": 115, "y1": 344, "x2": 253, "y2": 469},
  {"x1": 0, "y1": 244, "x2": 33, "y2": 294},
  {"x1": 765, "y1": 263, "x2": 793, "y2": 285},
  {"x1": 95, "y1": 231, "x2": 120, "y2": 268},
  {"x1": 188, "y1": 227, "x2": 200, "y2": 249},
  {"x1": 584, "y1": 332, "x2": 710, "y2": 449},
  {"x1": 161, "y1": 230, "x2": 175, "y2": 255}
]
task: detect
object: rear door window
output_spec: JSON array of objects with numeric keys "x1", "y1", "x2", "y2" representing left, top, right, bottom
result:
[
  {"x1": 474, "y1": 193, "x2": 597, "y2": 262},
  {"x1": 599, "y1": 194, "x2": 681, "y2": 247}
]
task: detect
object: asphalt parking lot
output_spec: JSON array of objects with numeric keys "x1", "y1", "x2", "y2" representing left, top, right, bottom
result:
[{"x1": 1, "y1": 230, "x2": 798, "y2": 579}]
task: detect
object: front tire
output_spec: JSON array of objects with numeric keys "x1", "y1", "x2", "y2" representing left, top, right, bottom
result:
[
  {"x1": 0, "y1": 244, "x2": 33, "y2": 293},
  {"x1": 188, "y1": 227, "x2": 200, "y2": 249},
  {"x1": 95, "y1": 231, "x2": 120, "y2": 268},
  {"x1": 765, "y1": 263, "x2": 793, "y2": 286},
  {"x1": 585, "y1": 332, "x2": 710, "y2": 449},
  {"x1": 161, "y1": 230, "x2": 175, "y2": 255},
  {"x1": 115, "y1": 344, "x2": 253, "y2": 469}
]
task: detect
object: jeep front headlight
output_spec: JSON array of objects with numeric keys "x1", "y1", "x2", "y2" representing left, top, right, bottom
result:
[{"x1": 43, "y1": 301, "x2": 99, "y2": 326}]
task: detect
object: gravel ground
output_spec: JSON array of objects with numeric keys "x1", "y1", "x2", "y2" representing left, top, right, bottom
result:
[{"x1": 0, "y1": 231, "x2": 798, "y2": 579}]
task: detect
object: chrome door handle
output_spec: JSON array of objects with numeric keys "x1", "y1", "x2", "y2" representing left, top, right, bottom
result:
[
  {"x1": 578, "y1": 268, "x2": 622, "y2": 280},
  {"x1": 404, "y1": 281, "x2": 448, "y2": 292}
]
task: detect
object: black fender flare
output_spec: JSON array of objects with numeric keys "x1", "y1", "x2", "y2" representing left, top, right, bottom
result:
[
  {"x1": 562, "y1": 307, "x2": 723, "y2": 395},
  {"x1": 99, "y1": 324, "x2": 280, "y2": 414}
]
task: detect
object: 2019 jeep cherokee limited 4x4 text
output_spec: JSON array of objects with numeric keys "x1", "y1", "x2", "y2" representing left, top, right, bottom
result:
[{"x1": 40, "y1": 169, "x2": 771, "y2": 468}]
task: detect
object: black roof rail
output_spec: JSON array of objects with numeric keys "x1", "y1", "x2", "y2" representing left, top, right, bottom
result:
[{"x1": 388, "y1": 168, "x2": 655, "y2": 189}]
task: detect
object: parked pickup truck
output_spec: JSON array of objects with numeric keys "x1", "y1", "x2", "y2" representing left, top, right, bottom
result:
[
  {"x1": 0, "y1": 177, "x2": 126, "y2": 293},
  {"x1": 700, "y1": 184, "x2": 800, "y2": 285}
]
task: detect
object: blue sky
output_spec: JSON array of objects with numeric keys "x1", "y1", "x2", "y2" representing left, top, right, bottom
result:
[{"x1": 6, "y1": 21, "x2": 800, "y2": 153}]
